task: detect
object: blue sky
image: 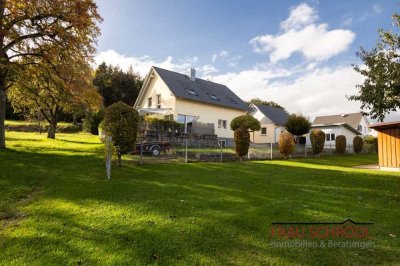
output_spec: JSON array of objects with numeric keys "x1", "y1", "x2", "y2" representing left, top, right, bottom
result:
[{"x1": 94, "y1": 0, "x2": 399, "y2": 121}]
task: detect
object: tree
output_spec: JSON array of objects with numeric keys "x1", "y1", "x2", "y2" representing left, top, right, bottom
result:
[
  {"x1": 230, "y1": 115, "x2": 261, "y2": 161},
  {"x1": 0, "y1": 0, "x2": 102, "y2": 149},
  {"x1": 9, "y1": 59, "x2": 102, "y2": 138},
  {"x1": 93, "y1": 63, "x2": 143, "y2": 107},
  {"x1": 335, "y1": 135, "x2": 346, "y2": 154},
  {"x1": 278, "y1": 132, "x2": 295, "y2": 159},
  {"x1": 310, "y1": 129, "x2": 325, "y2": 155},
  {"x1": 285, "y1": 114, "x2": 311, "y2": 140},
  {"x1": 349, "y1": 14, "x2": 400, "y2": 121},
  {"x1": 249, "y1": 98, "x2": 286, "y2": 112},
  {"x1": 102, "y1": 102, "x2": 139, "y2": 166}
]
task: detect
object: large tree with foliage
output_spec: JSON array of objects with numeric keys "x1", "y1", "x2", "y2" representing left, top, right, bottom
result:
[
  {"x1": 249, "y1": 98, "x2": 286, "y2": 112},
  {"x1": 0, "y1": 0, "x2": 102, "y2": 149},
  {"x1": 94, "y1": 63, "x2": 143, "y2": 107},
  {"x1": 9, "y1": 59, "x2": 102, "y2": 138},
  {"x1": 349, "y1": 14, "x2": 400, "y2": 121}
]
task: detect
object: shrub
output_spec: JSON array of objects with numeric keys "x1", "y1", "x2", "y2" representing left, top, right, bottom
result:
[
  {"x1": 279, "y1": 132, "x2": 295, "y2": 159},
  {"x1": 364, "y1": 135, "x2": 378, "y2": 153},
  {"x1": 234, "y1": 128, "x2": 251, "y2": 161},
  {"x1": 353, "y1": 136, "x2": 364, "y2": 154},
  {"x1": 83, "y1": 110, "x2": 103, "y2": 135},
  {"x1": 310, "y1": 129, "x2": 325, "y2": 155},
  {"x1": 335, "y1": 135, "x2": 346, "y2": 154},
  {"x1": 230, "y1": 115, "x2": 261, "y2": 161},
  {"x1": 285, "y1": 114, "x2": 311, "y2": 139},
  {"x1": 102, "y1": 102, "x2": 139, "y2": 166}
]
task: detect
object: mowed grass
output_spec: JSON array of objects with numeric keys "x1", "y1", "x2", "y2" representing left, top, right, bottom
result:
[{"x1": 0, "y1": 132, "x2": 399, "y2": 265}]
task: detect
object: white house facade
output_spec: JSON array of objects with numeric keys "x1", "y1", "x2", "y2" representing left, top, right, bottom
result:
[
  {"x1": 306, "y1": 113, "x2": 372, "y2": 146},
  {"x1": 248, "y1": 103, "x2": 289, "y2": 143},
  {"x1": 134, "y1": 66, "x2": 248, "y2": 146}
]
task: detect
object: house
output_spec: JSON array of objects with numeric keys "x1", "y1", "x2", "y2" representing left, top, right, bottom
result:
[
  {"x1": 369, "y1": 121, "x2": 400, "y2": 171},
  {"x1": 306, "y1": 112, "x2": 371, "y2": 145},
  {"x1": 134, "y1": 66, "x2": 248, "y2": 146},
  {"x1": 248, "y1": 103, "x2": 289, "y2": 143}
]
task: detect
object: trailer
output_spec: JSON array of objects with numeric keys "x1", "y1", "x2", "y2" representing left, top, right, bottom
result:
[{"x1": 133, "y1": 142, "x2": 171, "y2": 156}]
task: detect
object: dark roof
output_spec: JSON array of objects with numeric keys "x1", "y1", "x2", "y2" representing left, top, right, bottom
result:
[
  {"x1": 153, "y1": 66, "x2": 248, "y2": 111},
  {"x1": 254, "y1": 104, "x2": 289, "y2": 125},
  {"x1": 313, "y1": 113, "x2": 363, "y2": 129},
  {"x1": 369, "y1": 121, "x2": 400, "y2": 130}
]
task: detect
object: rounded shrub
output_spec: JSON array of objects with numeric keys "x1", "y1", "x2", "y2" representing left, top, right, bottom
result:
[
  {"x1": 230, "y1": 115, "x2": 261, "y2": 161},
  {"x1": 335, "y1": 135, "x2": 346, "y2": 154},
  {"x1": 279, "y1": 132, "x2": 295, "y2": 159},
  {"x1": 310, "y1": 129, "x2": 325, "y2": 155},
  {"x1": 353, "y1": 135, "x2": 364, "y2": 154},
  {"x1": 102, "y1": 101, "x2": 139, "y2": 166}
]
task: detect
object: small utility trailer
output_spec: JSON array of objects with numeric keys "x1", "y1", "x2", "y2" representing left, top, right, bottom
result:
[{"x1": 133, "y1": 142, "x2": 171, "y2": 156}]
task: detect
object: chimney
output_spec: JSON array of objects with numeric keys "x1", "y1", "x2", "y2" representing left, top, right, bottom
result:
[{"x1": 190, "y1": 68, "x2": 196, "y2": 82}]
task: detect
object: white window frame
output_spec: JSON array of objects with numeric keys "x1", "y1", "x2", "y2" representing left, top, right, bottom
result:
[
  {"x1": 218, "y1": 140, "x2": 226, "y2": 147},
  {"x1": 218, "y1": 119, "x2": 227, "y2": 129},
  {"x1": 156, "y1": 94, "x2": 161, "y2": 108}
]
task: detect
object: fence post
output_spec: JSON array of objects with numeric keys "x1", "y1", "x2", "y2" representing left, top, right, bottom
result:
[
  {"x1": 305, "y1": 144, "x2": 307, "y2": 157},
  {"x1": 185, "y1": 136, "x2": 188, "y2": 163},
  {"x1": 220, "y1": 142, "x2": 223, "y2": 162},
  {"x1": 329, "y1": 143, "x2": 332, "y2": 155},
  {"x1": 140, "y1": 138, "x2": 143, "y2": 165},
  {"x1": 270, "y1": 143, "x2": 273, "y2": 160},
  {"x1": 105, "y1": 136, "x2": 112, "y2": 180}
]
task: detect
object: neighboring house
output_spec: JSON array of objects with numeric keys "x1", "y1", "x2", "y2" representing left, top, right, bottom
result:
[
  {"x1": 134, "y1": 66, "x2": 248, "y2": 146},
  {"x1": 248, "y1": 103, "x2": 289, "y2": 143},
  {"x1": 306, "y1": 112, "x2": 371, "y2": 145}
]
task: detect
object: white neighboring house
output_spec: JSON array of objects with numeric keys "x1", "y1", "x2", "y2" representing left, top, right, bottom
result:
[
  {"x1": 134, "y1": 66, "x2": 248, "y2": 146},
  {"x1": 306, "y1": 112, "x2": 372, "y2": 146},
  {"x1": 248, "y1": 103, "x2": 289, "y2": 143}
]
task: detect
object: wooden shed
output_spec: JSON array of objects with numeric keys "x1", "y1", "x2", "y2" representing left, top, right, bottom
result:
[{"x1": 369, "y1": 121, "x2": 400, "y2": 171}]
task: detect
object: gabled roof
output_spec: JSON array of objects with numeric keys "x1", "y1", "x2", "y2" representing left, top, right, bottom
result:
[
  {"x1": 313, "y1": 113, "x2": 364, "y2": 129},
  {"x1": 152, "y1": 66, "x2": 248, "y2": 111},
  {"x1": 253, "y1": 104, "x2": 289, "y2": 125},
  {"x1": 311, "y1": 123, "x2": 362, "y2": 135}
]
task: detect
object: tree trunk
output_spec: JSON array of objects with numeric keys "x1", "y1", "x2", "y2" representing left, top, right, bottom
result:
[
  {"x1": 0, "y1": 87, "x2": 5, "y2": 149},
  {"x1": 117, "y1": 154, "x2": 122, "y2": 167},
  {"x1": 72, "y1": 113, "x2": 77, "y2": 125},
  {"x1": 47, "y1": 120, "x2": 57, "y2": 139}
]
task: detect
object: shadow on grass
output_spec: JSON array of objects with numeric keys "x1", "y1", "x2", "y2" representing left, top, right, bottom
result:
[{"x1": 0, "y1": 149, "x2": 399, "y2": 265}]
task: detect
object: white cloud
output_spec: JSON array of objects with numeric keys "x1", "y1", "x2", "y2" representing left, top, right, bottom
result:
[
  {"x1": 280, "y1": 3, "x2": 318, "y2": 31},
  {"x1": 213, "y1": 65, "x2": 365, "y2": 119},
  {"x1": 211, "y1": 50, "x2": 229, "y2": 63},
  {"x1": 341, "y1": 17, "x2": 353, "y2": 27},
  {"x1": 250, "y1": 3, "x2": 355, "y2": 63},
  {"x1": 94, "y1": 50, "x2": 218, "y2": 77},
  {"x1": 373, "y1": 4, "x2": 382, "y2": 14}
]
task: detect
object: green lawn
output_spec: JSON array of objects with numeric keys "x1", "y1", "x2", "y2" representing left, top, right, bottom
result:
[{"x1": 0, "y1": 132, "x2": 399, "y2": 265}]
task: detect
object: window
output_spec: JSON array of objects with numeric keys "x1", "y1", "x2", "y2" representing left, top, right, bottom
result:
[
  {"x1": 210, "y1": 95, "x2": 219, "y2": 100},
  {"x1": 326, "y1": 133, "x2": 335, "y2": 142},
  {"x1": 156, "y1": 94, "x2": 161, "y2": 108},
  {"x1": 148, "y1": 97, "x2": 152, "y2": 107},
  {"x1": 177, "y1": 114, "x2": 197, "y2": 132},
  {"x1": 218, "y1": 140, "x2": 226, "y2": 148},
  {"x1": 357, "y1": 125, "x2": 362, "y2": 132},
  {"x1": 186, "y1": 89, "x2": 197, "y2": 96},
  {"x1": 218, "y1": 119, "x2": 227, "y2": 129},
  {"x1": 261, "y1": 127, "x2": 267, "y2": 135}
]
